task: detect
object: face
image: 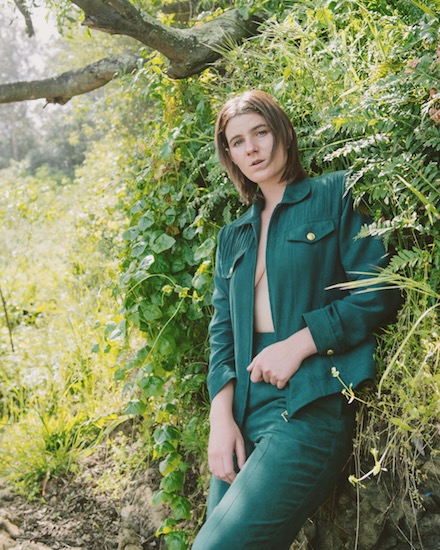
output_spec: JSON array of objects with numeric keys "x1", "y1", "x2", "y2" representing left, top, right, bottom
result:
[{"x1": 224, "y1": 112, "x2": 288, "y2": 189}]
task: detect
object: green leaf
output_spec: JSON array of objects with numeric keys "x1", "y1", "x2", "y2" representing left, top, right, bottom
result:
[
  {"x1": 139, "y1": 254, "x2": 155, "y2": 270},
  {"x1": 390, "y1": 417, "x2": 413, "y2": 431},
  {"x1": 139, "y1": 303, "x2": 162, "y2": 322},
  {"x1": 164, "y1": 531, "x2": 188, "y2": 550},
  {"x1": 171, "y1": 495, "x2": 191, "y2": 520},
  {"x1": 108, "y1": 319, "x2": 126, "y2": 341},
  {"x1": 159, "y1": 452, "x2": 182, "y2": 476},
  {"x1": 139, "y1": 375, "x2": 164, "y2": 398},
  {"x1": 131, "y1": 241, "x2": 147, "y2": 258},
  {"x1": 152, "y1": 233, "x2": 176, "y2": 254},
  {"x1": 161, "y1": 470, "x2": 184, "y2": 492},
  {"x1": 124, "y1": 399, "x2": 147, "y2": 416},
  {"x1": 194, "y1": 237, "x2": 216, "y2": 261},
  {"x1": 154, "y1": 424, "x2": 181, "y2": 445},
  {"x1": 138, "y1": 211, "x2": 155, "y2": 230}
]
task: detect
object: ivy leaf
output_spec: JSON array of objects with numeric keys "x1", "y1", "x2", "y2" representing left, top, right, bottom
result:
[
  {"x1": 138, "y1": 254, "x2": 155, "y2": 270},
  {"x1": 138, "y1": 211, "x2": 155, "y2": 230},
  {"x1": 108, "y1": 319, "x2": 126, "y2": 341},
  {"x1": 164, "y1": 531, "x2": 188, "y2": 550},
  {"x1": 139, "y1": 375, "x2": 164, "y2": 398},
  {"x1": 194, "y1": 237, "x2": 216, "y2": 261},
  {"x1": 171, "y1": 495, "x2": 191, "y2": 520},
  {"x1": 154, "y1": 424, "x2": 181, "y2": 445},
  {"x1": 139, "y1": 302, "x2": 162, "y2": 321},
  {"x1": 124, "y1": 399, "x2": 147, "y2": 416},
  {"x1": 159, "y1": 451, "x2": 182, "y2": 476},
  {"x1": 152, "y1": 233, "x2": 176, "y2": 254},
  {"x1": 131, "y1": 241, "x2": 147, "y2": 258},
  {"x1": 161, "y1": 470, "x2": 184, "y2": 492}
]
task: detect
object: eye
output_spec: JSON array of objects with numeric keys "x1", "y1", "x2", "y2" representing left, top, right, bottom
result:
[
  {"x1": 232, "y1": 138, "x2": 243, "y2": 147},
  {"x1": 256, "y1": 129, "x2": 268, "y2": 137}
]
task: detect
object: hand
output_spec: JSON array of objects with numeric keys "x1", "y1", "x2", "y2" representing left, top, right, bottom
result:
[
  {"x1": 247, "y1": 327, "x2": 317, "y2": 389},
  {"x1": 208, "y1": 414, "x2": 246, "y2": 484},
  {"x1": 208, "y1": 382, "x2": 246, "y2": 484}
]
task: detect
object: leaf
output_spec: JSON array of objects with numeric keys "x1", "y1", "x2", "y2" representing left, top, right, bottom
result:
[
  {"x1": 108, "y1": 319, "x2": 126, "y2": 341},
  {"x1": 139, "y1": 375, "x2": 164, "y2": 398},
  {"x1": 138, "y1": 211, "x2": 155, "y2": 230},
  {"x1": 151, "y1": 233, "x2": 176, "y2": 254},
  {"x1": 161, "y1": 470, "x2": 184, "y2": 492},
  {"x1": 139, "y1": 254, "x2": 155, "y2": 270},
  {"x1": 131, "y1": 241, "x2": 147, "y2": 258},
  {"x1": 171, "y1": 495, "x2": 191, "y2": 520},
  {"x1": 194, "y1": 237, "x2": 216, "y2": 261},
  {"x1": 164, "y1": 531, "x2": 188, "y2": 550},
  {"x1": 154, "y1": 424, "x2": 181, "y2": 445},
  {"x1": 390, "y1": 417, "x2": 413, "y2": 431},
  {"x1": 159, "y1": 452, "x2": 182, "y2": 476},
  {"x1": 139, "y1": 303, "x2": 162, "y2": 322},
  {"x1": 124, "y1": 400, "x2": 147, "y2": 416}
]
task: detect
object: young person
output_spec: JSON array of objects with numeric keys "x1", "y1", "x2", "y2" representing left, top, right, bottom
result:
[{"x1": 192, "y1": 90, "x2": 400, "y2": 549}]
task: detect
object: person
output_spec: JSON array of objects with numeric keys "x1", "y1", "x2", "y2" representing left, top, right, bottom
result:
[{"x1": 192, "y1": 90, "x2": 400, "y2": 549}]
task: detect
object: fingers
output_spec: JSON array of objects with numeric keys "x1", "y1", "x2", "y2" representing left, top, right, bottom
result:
[
  {"x1": 235, "y1": 436, "x2": 246, "y2": 471},
  {"x1": 209, "y1": 455, "x2": 237, "y2": 484}
]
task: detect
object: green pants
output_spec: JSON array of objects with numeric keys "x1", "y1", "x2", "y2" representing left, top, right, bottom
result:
[{"x1": 192, "y1": 333, "x2": 356, "y2": 549}]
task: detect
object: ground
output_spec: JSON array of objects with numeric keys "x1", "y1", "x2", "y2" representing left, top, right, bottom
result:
[{"x1": 0, "y1": 431, "x2": 166, "y2": 550}]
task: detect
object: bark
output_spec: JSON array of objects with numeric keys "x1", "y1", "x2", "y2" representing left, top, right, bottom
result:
[
  {"x1": 0, "y1": 54, "x2": 141, "y2": 104},
  {"x1": 0, "y1": 0, "x2": 260, "y2": 104},
  {"x1": 13, "y1": 0, "x2": 35, "y2": 37},
  {"x1": 73, "y1": 0, "x2": 260, "y2": 78}
]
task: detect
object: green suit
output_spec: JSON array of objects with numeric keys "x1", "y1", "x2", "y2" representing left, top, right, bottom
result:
[
  {"x1": 193, "y1": 172, "x2": 401, "y2": 549},
  {"x1": 208, "y1": 171, "x2": 400, "y2": 424}
]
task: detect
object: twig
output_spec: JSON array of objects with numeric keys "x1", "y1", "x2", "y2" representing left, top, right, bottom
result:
[{"x1": 0, "y1": 283, "x2": 15, "y2": 353}]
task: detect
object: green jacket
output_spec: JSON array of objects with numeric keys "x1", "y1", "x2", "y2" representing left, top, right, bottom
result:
[{"x1": 207, "y1": 171, "x2": 401, "y2": 425}]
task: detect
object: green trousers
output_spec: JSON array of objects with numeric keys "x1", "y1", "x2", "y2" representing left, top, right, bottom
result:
[{"x1": 192, "y1": 333, "x2": 356, "y2": 549}]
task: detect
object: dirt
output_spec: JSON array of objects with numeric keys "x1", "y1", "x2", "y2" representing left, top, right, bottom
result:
[{"x1": 0, "y1": 436, "x2": 165, "y2": 550}]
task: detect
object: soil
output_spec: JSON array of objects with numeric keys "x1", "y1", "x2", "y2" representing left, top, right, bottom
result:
[{"x1": 0, "y1": 434, "x2": 165, "y2": 550}]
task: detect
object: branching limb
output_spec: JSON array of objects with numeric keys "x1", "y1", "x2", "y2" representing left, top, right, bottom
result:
[
  {"x1": 13, "y1": 0, "x2": 35, "y2": 37},
  {"x1": 0, "y1": 53, "x2": 141, "y2": 104}
]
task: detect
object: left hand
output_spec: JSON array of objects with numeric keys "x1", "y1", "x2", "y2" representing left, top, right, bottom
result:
[{"x1": 247, "y1": 327, "x2": 317, "y2": 389}]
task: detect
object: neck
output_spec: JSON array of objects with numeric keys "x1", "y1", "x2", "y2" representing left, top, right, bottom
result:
[{"x1": 259, "y1": 181, "x2": 287, "y2": 212}]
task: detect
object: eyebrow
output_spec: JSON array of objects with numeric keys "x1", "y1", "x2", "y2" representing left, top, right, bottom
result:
[{"x1": 227, "y1": 123, "x2": 269, "y2": 144}]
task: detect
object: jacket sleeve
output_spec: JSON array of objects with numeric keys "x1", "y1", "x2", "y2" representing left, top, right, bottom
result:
[
  {"x1": 207, "y1": 227, "x2": 237, "y2": 401},
  {"x1": 302, "y1": 186, "x2": 401, "y2": 356}
]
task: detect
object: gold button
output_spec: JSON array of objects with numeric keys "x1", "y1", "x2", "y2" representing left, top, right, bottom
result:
[
  {"x1": 306, "y1": 232, "x2": 316, "y2": 241},
  {"x1": 326, "y1": 349, "x2": 334, "y2": 356}
]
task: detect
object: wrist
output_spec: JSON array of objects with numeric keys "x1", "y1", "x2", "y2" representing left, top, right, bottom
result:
[{"x1": 287, "y1": 327, "x2": 317, "y2": 359}]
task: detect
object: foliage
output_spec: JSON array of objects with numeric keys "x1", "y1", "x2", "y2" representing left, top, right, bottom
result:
[
  {"x1": 111, "y1": 1, "x2": 439, "y2": 547},
  {"x1": 0, "y1": 155, "x2": 126, "y2": 492},
  {"x1": 0, "y1": 0, "x2": 439, "y2": 548}
]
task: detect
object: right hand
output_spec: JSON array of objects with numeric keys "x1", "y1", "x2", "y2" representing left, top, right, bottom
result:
[{"x1": 208, "y1": 411, "x2": 246, "y2": 484}]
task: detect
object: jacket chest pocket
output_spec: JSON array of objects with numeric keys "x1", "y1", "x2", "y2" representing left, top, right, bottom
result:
[
  {"x1": 286, "y1": 219, "x2": 335, "y2": 245},
  {"x1": 219, "y1": 249, "x2": 247, "y2": 280}
]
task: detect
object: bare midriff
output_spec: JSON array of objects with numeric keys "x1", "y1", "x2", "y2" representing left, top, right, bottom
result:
[{"x1": 254, "y1": 209, "x2": 275, "y2": 333}]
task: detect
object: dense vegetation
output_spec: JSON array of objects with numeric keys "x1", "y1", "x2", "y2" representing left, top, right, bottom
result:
[{"x1": 1, "y1": 1, "x2": 439, "y2": 548}]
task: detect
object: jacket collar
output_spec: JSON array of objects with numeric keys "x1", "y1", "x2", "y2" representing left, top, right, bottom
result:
[{"x1": 232, "y1": 178, "x2": 311, "y2": 228}]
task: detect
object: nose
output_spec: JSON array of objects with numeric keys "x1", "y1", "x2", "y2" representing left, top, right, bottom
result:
[{"x1": 245, "y1": 137, "x2": 257, "y2": 155}]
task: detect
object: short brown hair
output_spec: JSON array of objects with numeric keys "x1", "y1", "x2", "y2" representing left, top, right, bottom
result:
[{"x1": 214, "y1": 90, "x2": 307, "y2": 204}]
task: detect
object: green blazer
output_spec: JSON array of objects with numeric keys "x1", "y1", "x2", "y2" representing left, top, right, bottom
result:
[{"x1": 207, "y1": 171, "x2": 401, "y2": 425}]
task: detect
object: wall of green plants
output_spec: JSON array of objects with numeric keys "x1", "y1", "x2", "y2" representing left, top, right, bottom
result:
[{"x1": 113, "y1": 2, "x2": 439, "y2": 547}]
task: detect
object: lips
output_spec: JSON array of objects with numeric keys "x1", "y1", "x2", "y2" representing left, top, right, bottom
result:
[{"x1": 251, "y1": 159, "x2": 264, "y2": 166}]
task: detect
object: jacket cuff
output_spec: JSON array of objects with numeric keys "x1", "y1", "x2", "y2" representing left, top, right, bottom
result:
[
  {"x1": 207, "y1": 366, "x2": 237, "y2": 402},
  {"x1": 302, "y1": 308, "x2": 344, "y2": 357}
]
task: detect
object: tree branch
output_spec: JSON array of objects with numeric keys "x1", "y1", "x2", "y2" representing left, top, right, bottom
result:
[
  {"x1": 0, "y1": 0, "x2": 261, "y2": 104},
  {"x1": 13, "y1": 0, "x2": 35, "y2": 37},
  {"x1": 0, "y1": 54, "x2": 141, "y2": 104},
  {"x1": 72, "y1": 0, "x2": 260, "y2": 78}
]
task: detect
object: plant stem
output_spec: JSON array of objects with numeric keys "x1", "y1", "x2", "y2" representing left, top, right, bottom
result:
[{"x1": 0, "y1": 283, "x2": 14, "y2": 353}]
